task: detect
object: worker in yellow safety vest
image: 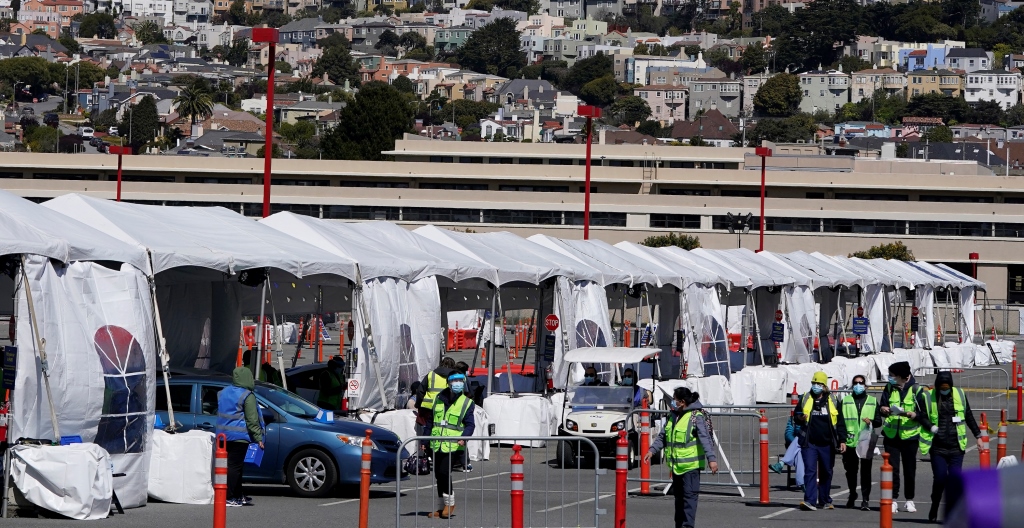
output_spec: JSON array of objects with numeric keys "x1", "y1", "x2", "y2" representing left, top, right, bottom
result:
[
  {"x1": 427, "y1": 372, "x2": 476, "y2": 520},
  {"x1": 840, "y1": 374, "x2": 881, "y2": 511},
  {"x1": 416, "y1": 356, "x2": 456, "y2": 438},
  {"x1": 879, "y1": 361, "x2": 931, "y2": 515},
  {"x1": 795, "y1": 371, "x2": 846, "y2": 511}
]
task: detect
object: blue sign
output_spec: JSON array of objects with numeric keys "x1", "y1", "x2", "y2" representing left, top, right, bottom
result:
[
  {"x1": 542, "y1": 334, "x2": 555, "y2": 362},
  {"x1": 911, "y1": 316, "x2": 920, "y2": 332},
  {"x1": 2, "y1": 346, "x2": 15, "y2": 390},
  {"x1": 770, "y1": 322, "x2": 785, "y2": 343},
  {"x1": 852, "y1": 317, "x2": 869, "y2": 335}
]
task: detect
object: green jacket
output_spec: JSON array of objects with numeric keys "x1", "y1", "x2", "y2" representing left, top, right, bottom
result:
[{"x1": 232, "y1": 367, "x2": 264, "y2": 444}]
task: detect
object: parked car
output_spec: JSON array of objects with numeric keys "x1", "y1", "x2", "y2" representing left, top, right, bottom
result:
[
  {"x1": 156, "y1": 370, "x2": 408, "y2": 498},
  {"x1": 77, "y1": 126, "x2": 94, "y2": 138},
  {"x1": 108, "y1": 126, "x2": 118, "y2": 136},
  {"x1": 43, "y1": 113, "x2": 58, "y2": 127}
]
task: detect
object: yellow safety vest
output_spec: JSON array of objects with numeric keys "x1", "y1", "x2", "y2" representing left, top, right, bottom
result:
[
  {"x1": 420, "y1": 371, "x2": 447, "y2": 410},
  {"x1": 919, "y1": 388, "x2": 967, "y2": 455},
  {"x1": 800, "y1": 392, "x2": 839, "y2": 426},
  {"x1": 664, "y1": 411, "x2": 705, "y2": 475},
  {"x1": 882, "y1": 385, "x2": 923, "y2": 441},
  {"x1": 841, "y1": 394, "x2": 877, "y2": 448},
  {"x1": 430, "y1": 394, "x2": 471, "y2": 453}
]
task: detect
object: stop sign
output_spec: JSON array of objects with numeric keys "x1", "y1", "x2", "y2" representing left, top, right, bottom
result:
[
  {"x1": 347, "y1": 319, "x2": 355, "y2": 340},
  {"x1": 775, "y1": 310, "x2": 783, "y2": 322},
  {"x1": 857, "y1": 306, "x2": 864, "y2": 317},
  {"x1": 912, "y1": 306, "x2": 919, "y2": 317},
  {"x1": 545, "y1": 314, "x2": 560, "y2": 332}
]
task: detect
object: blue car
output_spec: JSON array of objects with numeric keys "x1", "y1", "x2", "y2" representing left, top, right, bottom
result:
[{"x1": 156, "y1": 371, "x2": 409, "y2": 498}]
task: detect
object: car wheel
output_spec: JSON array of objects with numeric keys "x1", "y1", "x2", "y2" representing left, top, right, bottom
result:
[
  {"x1": 287, "y1": 448, "x2": 338, "y2": 498},
  {"x1": 557, "y1": 440, "x2": 577, "y2": 469}
]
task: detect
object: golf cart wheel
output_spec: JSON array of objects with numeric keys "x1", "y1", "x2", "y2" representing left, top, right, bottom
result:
[
  {"x1": 287, "y1": 448, "x2": 338, "y2": 498},
  {"x1": 627, "y1": 438, "x2": 638, "y2": 470},
  {"x1": 557, "y1": 440, "x2": 577, "y2": 469}
]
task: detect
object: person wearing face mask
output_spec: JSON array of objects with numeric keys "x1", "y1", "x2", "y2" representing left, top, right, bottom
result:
[
  {"x1": 795, "y1": 371, "x2": 846, "y2": 511},
  {"x1": 840, "y1": 374, "x2": 882, "y2": 511},
  {"x1": 619, "y1": 368, "x2": 651, "y2": 406},
  {"x1": 644, "y1": 387, "x2": 718, "y2": 528},
  {"x1": 582, "y1": 366, "x2": 607, "y2": 386},
  {"x1": 879, "y1": 361, "x2": 931, "y2": 515},
  {"x1": 427, "y1": 372, "x2": 476, "y2": 519},
  {"x1": 316, "y1": 356, "x2": 346, "y2": 410},
  {"x1": 918, "y1": 371, "x2": 982, "y2": 523}
]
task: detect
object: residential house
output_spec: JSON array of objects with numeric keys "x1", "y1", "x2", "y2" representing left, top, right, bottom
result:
[
  {"x1": 123, "y1": 0, "x2": 172, "y2": 22},
  {"x1": 18, "y1": 0, "x2": 81, "y2": 37},
  {"x1": 542, "y1": 36, "x2": 584, "y2": 64},
  {"x1": 905, "y1": 69, "x2": 962, "y2": 99},
  {"x1": 850, "y1": 68, "x2": 905, "y2": 103},
  {"x1": 625, "y1": 53, "x2": 706, "y2": 84},
  {"x1": 798, "y1": 67, "x2": 851, "y2": 114},
  {"x1": 516, "y1": 13, "x2": 564, "y2": 37},
  {"x1": 564, "y1": 17, "x2": 607, "y2": 40},
  {"x1": 669, "y1": 109, "x2": 737, "y2": 147},
  {"x1": 576, "y1": 44, "x2": 631, "y2": 61},
  {"x1": 277, "y1": 17, "x2": 322, "y2": 46},
  {"x1": 1004, "y1": 53, "x2": 1024, "y2": 70},
  {"x1": 964, "y1": 69, "x2": 1021, "y2": 109},
  {"x1": 834, "y1": 121, "x2": 891, "y2": 138},
  {"x1": 279, "y1": 100, "x2": 344, "y2": 125},
  {"x1": 688, "y1": 76, "x2": 742, "y2": 118},
  {"x1": 633, "y1": 84, "x2": 686, "y2": 125},
  {"x1": 547, "y1": 0, "x2": 582, "y2": 19},
  {"x1": 900, "y1": 116, "x2": 943, "y2": 135},
  {"x1": 900, "y1": 43, "x2": 953, "y2": 71},
  {"x1": 171, "y1": 0, "x2": 212, "y2": 26},
  {"x1": 741, "y1": 69, "x2": 771, "y2": 115},
  {"x1": 433, "y1": 26, "x2": 472, "y2": 52},
  {"x1": 521, "y1": 34, "x2": 545, "y2": 64},
  {"x1": 349, "y1": 21, "x2": 401, "y2": 50},
  {"x1": 945, "y1": 48, "x2": 993, "y2": 73},
  {"x1": 195, "y1": 23, "x2": 243, "y2": 49},
  {"x1": 950, "y1": 124, "x2": 1006, "y2": 141},
  {"x1": 362, "y1": 57, "x2": 451, "y2": 83}
]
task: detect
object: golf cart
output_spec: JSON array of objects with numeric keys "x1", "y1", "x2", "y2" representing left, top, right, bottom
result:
[{"x1": 556, "y1": 347, "x2": 661, "y2": 469}]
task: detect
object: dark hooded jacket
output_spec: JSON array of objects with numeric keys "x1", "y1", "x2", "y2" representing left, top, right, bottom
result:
[{"x1": 932, "y1": 371, "x2": 981, "y2": 455}]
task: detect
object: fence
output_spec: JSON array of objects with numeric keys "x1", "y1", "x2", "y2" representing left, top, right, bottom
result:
[
  {"x1": 913, "y1": 366, "x2": 1011, "y2": 414},
  {"x1": 394, "y1": 436, "x2": 605, "y2": 528}
]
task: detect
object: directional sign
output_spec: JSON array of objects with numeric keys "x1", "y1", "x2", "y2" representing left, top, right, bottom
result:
[
  {"x1": 852, "y1": 317, "x2": 869, "y2": 335},
  {"x1": 2, "y1": 346, "x2": 16, "y2": 390},
  {"x1": 770, "y1": 322, "x2": 785, "y2": 342},
  {"x1": 545, "y1": 314, "x2": 560, "y2": 332}
]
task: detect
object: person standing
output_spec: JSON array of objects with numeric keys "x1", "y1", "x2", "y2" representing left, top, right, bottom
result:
[
  {"x1": 919, "y1": 371, "x2": 983, "y2": 523},
  {"x1": 643, "y1": 387, "x2": 718, "y2": 528},
  {"x1": 216, "y1": 366, "x2": 264, "y2": 507},
  {"x1": 879, "y1": 361, "x2": 931, "y2": 514},
  {"x1": 242, "y1": 349, "x2": 283, "y2": 388},
  {"x1": 428, "y1": 371, "x2": 476, "y2": 519},
  {"x1": 796, "y1": 371, "x2": 846, "y2": 511},
  {"x1": 841, "y1": 374, "x2": 881, "y2": 511},
  {"x1": 316, "y1": 356, "x2": 346, "y2": 410},
  {"x1": 417, "y1": 356, "x2": 456, "y2": 433},
  {"x1": 768, "y1": 413, "x2": 805, "y2": 492}
]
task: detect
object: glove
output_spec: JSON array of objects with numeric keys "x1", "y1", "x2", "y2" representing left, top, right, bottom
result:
[{"x1": 931, "y1": 426, "x2": 939, "y2": 434}]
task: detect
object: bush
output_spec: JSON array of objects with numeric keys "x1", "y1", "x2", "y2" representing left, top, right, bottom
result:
[
  {"x1": 849, "y1": 241, "x2": 914, "y2": 261},
  {"x1": 641, "y1": 233, "x2": 701, "y2": 249}
]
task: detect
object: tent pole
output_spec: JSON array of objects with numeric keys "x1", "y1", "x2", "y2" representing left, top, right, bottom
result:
[
  {"x1": 268, "y1": 286, "x2": 287, "y2": 390},
  {"x1": 146, "y1": 251, "x2": 176, "y2": 431},
  {"x1": 498, "y1": 292, "x2": 515, "y2": 397},
  {"x1": 19, "y1": 256, "x2": 60, "y2": 441},
  {"x1": 254, "y1": 279, "x2": 267, "y2": 382},
  {"x1": 750, "y1": 291, "x2": 766, "y2": 367},
  {"x1": 486, "y1": 287, "x2": 497, "y2": 398}
]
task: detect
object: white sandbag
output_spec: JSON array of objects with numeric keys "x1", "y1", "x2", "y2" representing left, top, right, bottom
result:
[
  {"x1": 819, "y1": 361, "x2": 849, "y2": 390},
  {"x1": 872, "y1": 353, "x2": 898, "y2": 378},
  {"x1": 892, "y1": 349, "x2": 917, "y2": 373},
  {"x1": 973, "y1": 345, "x2": 994, "y2": 367},
  {"x1": 930, "y1": 348, "x2": 952, "y2": 369},
  {"x1": 639, "y1": 376, "x2": 734, "y2": 408},
  {"x1": 484, "y1": 394, "x2": 553, "y2": 447},
  {"x1": 148, "y1": 429, "x2": 214, "y2": 504},
  {"x1": 780, "y1": 363, "x2": 822, "y2": 395},
  {"x1": 738, "y1": 367, "x2": 788, "y2": 404},
  {"x1": 360, "y1": 409, "x2": 419, "y2": 453},
  {"x1": 11, "y1": 443, "x2": 113, "y2": 520},
  {"x1": 728, "y1": 370, "x2": 758, "y2": 406},
  {"x1": 844, "y1": 356, "x2": 881, "y2": 384},
  {"x1": 987, "y1": 340, "x2": 1014, "y2": 363}
]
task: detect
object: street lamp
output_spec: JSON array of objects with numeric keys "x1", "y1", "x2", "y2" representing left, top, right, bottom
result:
[
  {"x1": 252, "y1": 27, "x2": 280, "y2": 218},
  {"x1": 969, "y1": 252, "x2": 979, "y2": 279},
  {"x1": 726, "y1": 212, "x2": 752, "y2": 248},
  {"x1": 577, "y1": 104, "x2": 602, "y2": 240},
  {"x1": 755, "y1": 146, "x2": 772, "y2": 252}
]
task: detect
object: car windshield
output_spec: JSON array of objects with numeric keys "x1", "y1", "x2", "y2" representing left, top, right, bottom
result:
[
  {"x1": 569, "y1": 386, "x2": 635, "y2": 407},
  {"x1": 255, "y1": 384, "x2": 321, "y2": 419}
]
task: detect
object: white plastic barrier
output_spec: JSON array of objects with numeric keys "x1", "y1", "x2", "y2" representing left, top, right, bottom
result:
[
  {"x1": 973, "y1": 344, "x2": 995, "y2": 367},
  {"x1": 987, "y1": 340, "x2": 1014, "y2": 363},
  {"x1": 11, "y1": 443, "x2": 113, "y2": 520},
  {"x1": 930, "y1": 347, "x2": 953, "y2": 368},
  {"x1": 728, "y1": 370, "x2": 758, "y2": 406},
  {"x1": 819, "y1": 361, "x2": 849, "y2": 390},
  {"x1": 148, "y1": 429, "x2": 215, "y2": 504},
  {"x1": 485, "y1": 393, "x2": 554, "y2": 447},
  {"x1": 360, "y1": 406, "x2": 491, "y2": 461},
  {"x1": 844, "y1": 356, "x2": 882, "y2": 384},
  {"x1": 737, "y1": 367, "x2": 788, "y2": 403},
  {"x1": 943, "y1": 343, "x2": 975, "y2": 368},
  {"x1": 779, "y1": 363, "x2": 822, "y2": 395},
  {"x1": 872, "y1": 353, "x2": 898, "y2": 379},
  {"x1": 639, "y1": 377, "x2": 734, "y2": 407}
]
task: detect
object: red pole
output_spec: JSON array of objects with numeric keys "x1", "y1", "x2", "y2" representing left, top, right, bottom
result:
[
  {"x1": 262, "y1": 41, "x2": 276, "y2": 218},
  {"x1": 639, "y1": 401, "x2": 651, "y2": 495},
  {"x1": 1017, "y1": 366, "x2": 1023, "y2": 422},
  {"x1": 510, "y1": 444, "x2": 524, "y2": 528},
  {"x1": 583, "y1": 115, "x2": 592, "y2": 240},
  {"x1": 880, "y1": 453, "x2": 892, "y2": 528},
  {"x1": 213, "y1": 434, "x2": 228, "y2": 528},
  {"x1": 758, "y1": 153, "x2": 766, "y2": 252},
  {"x1": 759, "y1": 410, "x2": 769, "y2": 504},
  {"x1": 116, "y1": 150, "x2": 123, "y2": 201},
  {"x1": 358, "y1": 429, "x2": 372, "y2": 528},
  {"x1": 980, "y1": 413, "x2": 991, "y2": 468},
  {"x1": 614, "y1": 429, "x2": 628, "y2": 528},
  {"x1": 998, "y1": 410, "x2": 1007, "y2": 462}
]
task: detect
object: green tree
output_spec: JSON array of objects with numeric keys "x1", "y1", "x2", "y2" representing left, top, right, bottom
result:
[
  {"x1": 753, "y1": 73, "x2": 801, "y2": 117},
  {"x1": 849, "y1": 241, "x2": 914, "y2": 261},
  {"x1": 224, "y1": 0, "x2": 247, "y2": 24},
  {"x1": 518, "y1": 60, "x2": 567, "y2": 86},
  {"x1": 27, "y1": 123, "x2": 57, "y2": 152},
  {"x1": 609, "y1": 95, "x2": 651, "y2": 125},
  {"x1": 636, "y1": 120, "x2": 667, "y2": 137},
  {"x1": 133, "y1": 20, "x2": 168, "y2": 44},
  {"x1": 0, "y1": 57, "x2": 52, "y2": 94},
  {"x1": 741, "y1": 42, "x2": 767, "y2": 73},
  {"x1": 441, "y1": 98, "x2": 500, "y2": 128},
  {"x1": 312, "y1": 44, "x2": 360, "y2": 87},
  {"x1": 317, "y1": 32, "x2": 351, "y2": 50},
  {"x1": 274, "y1": 60, "x2": 292, "y2": 73},
  {"x1": 78, "y1": 13, "x2": 116, "y2": 39},
  {"x1": 921, "y1": 125, "x2": 953, "y2": 143},
  {"x1": 578, "y1": 75, "x2": 619, "y2": 106},
  {"x1": 119, "y1": 95, "x2": 160, "y2": 149},
  {"x1": 455, "y1": 18, "x2": 526, "y2": 78},
  {"x1": 398, "y1": 31, "x2": 427, "y2": 52},
  {"x1": 641, "y1": 233, "x2": 701, "y2": 249},
  {"x1": 1006, "y1": 103, "x2": 1024, "y2": 127},
  {"x1": 173, "y1": 84, "x2": 214, "y2": 125},
  {"x1": 561, "y1": 53, "x2": 612, "y2": 94},
  {"x1": 743, "y1": 114, "x2": 817, "y2": 145},
  {"x1": 391, "y1": 74, "x2": 414, "y2": 94},
  {"x1": 59, "y1": 31, "x2": 81, "y2": 55},
  {"x1": 496, "y1": 0, "x2": 539, "y2": 14},
  {"x1": 906, "y1": 92, "x2": 971, "y2": 123},
  {"x1": 320, "y1": 82, "x2": 413, "y2": 160},
  {"x1": 376, "y1": 29, "x2": 400, "y2": 51},
  {"x1": 633, "y1": 43, "x2": 650, "y2": 55},
  {"x1": 968, "y1": 100, "x2": 1004, "y2": 125},
  {"x1": 683, "y1": 45, "x2": 702, "y2": 59}
]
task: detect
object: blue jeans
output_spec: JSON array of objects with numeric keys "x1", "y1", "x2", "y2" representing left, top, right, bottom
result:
[
  {"x1": 930, "y1": 451, "x2": 964, "y2": 509},
  {"x1": 782, "y1": 440, "x2": 805, "y2": 486},
  {"x1": 801, "y1": 443, "x2": 835, "y2": 506}
]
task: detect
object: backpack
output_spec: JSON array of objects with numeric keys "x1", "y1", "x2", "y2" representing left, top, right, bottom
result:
[
  {"x1": 692, "y1": 409, "x2": 716, "y2": 447},
  {"x1": 403, "y1": 452, "x2": 432, "y2": 475}
]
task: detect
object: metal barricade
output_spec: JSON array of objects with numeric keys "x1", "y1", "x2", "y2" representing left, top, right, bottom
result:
[
  {"x1": 913, "y1": 366, "x2": 1011, "y2": 413},
  {"x1": 395, "y1": 436, "x2": 605, "y2": 528}
]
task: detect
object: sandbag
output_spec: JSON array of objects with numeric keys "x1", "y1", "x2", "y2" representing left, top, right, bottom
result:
[
  {"x1": 739, "y1": 366, "x2": 788, "y2": 404},
  {"x1": 485, "y1": 394, "x2": 553, "y2": 447},
  {"x1": 728, "y1": 370, "x2": 758, "y2": 406},
  {"x1": 987, "y1": 340, "x2": 1014, "y2": 363},
  {"x1": 148, "y1": 430, "x2": 215, "y2": 504},
  {"x1": 11, "y1": 443, "x2": 113, "y2": 520}
]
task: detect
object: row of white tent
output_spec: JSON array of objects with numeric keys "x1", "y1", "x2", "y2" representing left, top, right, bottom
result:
[{"x1": 0, "y1": 190, "x2": 985, "y2": 510}]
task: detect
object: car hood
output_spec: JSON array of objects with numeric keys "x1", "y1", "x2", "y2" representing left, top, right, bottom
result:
[{"x1": 300, "y1": 416, "x2": 403, "y2": 446}]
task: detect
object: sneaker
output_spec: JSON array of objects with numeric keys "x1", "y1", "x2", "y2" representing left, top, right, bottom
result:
[
  {"x1": 892, "y1": 501, "x2": 898, "y2": 514},
  {"x1": 242, "y1": 496, "x2": 253, "y2": 506},
  {"x1": 905, "y1": 501, "x2": 917, "y2": 513},
  {"x1": 846, "y1": 493, "x2": 857, "y2": 509},
  {"x1": 800, "y1": 502, "x2": 817, "y2": 511},
  {"x1": 769, "y1": 462, "x2": 784, "y2": 474},
  {"x1": 861, "y1": 500, "x2": 870, "y2": 511},
  {"x1": 823, "y1": 503, "x2": 835, "y2": 510},
  {"x1": 226, "y1": 499, "x2": 243, "y2": 508}
]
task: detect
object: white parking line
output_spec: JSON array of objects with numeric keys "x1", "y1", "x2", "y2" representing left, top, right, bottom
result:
[
  {"x1": 319, "y1": 471, "x2": 511, "y2": 507},
  {"x1": 758, "y1": 481, "x2": 876, "y2": 519},
  {"x1": 535, "y1": 487, "x2": 640, "y2": 513}
]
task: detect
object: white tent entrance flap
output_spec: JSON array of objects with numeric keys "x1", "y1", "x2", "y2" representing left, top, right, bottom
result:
[
  {"x1": 349, "y1": 277, "x2": 441, "y2": 410},
  {"x1": 12, "y1": 255, "x2": 156, "y2": 509},
  {"x1": 682, "y1": 284, "x2": 728, "y2": 378},
  {"x1": 916, "y1": 285, "x2": 936, "y2": 349},
  {"x1": 861, "y1": 284, "x2": 887, "y2": 353},
  {"x1": 549, "y1": 278, "x2": 613, "y2": 390},
  {"x1": 781, "y1": 285, "x2": 814, "y2": 364}
]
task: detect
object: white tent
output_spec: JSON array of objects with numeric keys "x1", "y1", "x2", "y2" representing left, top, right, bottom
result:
[
  {"x1": 933, "y1": 263, "x2": 987, "y2": 343},
  {"x1": 528, "y1": 236, "x2": 671, "y2": 288}
]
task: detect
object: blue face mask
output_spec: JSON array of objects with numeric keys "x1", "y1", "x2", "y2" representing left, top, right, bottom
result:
[
  {"x1": 810, "y1": 384, "x2": 823, "y2": 395},
  {"x1": 887, "y1": 376, "x2": 897, "y2": 386},
  {"x1": 940, "y1": 388, "x2": 951, "y2": 396},
  {"x1": 622, "y1": 377, "x2": 634, "y2": 385},
  {"x1": 852, "y1": 384, "x2": 866, "y2": 395},
  {"x1": 584, "y1": 376, "x2": 595, "y2": 384},
  {"x1": 450, "y1": 381, "x2": 465, "y2": 393}
]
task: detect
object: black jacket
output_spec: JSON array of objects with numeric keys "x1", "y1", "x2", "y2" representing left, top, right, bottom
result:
[
  {"x1": 931, "y1": 385, "x2": 982, "y2": 455},
  {"x1": 795, "y1": 392, "x2": 844, "y2": 448}
]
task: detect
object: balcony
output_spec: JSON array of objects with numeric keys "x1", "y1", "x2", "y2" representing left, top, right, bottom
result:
[{"x1": 264, "y1": 0, "x2": 283, "y2": 8}]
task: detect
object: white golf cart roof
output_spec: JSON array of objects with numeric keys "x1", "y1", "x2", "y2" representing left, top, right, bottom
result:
[{"x1": 563, "y1": 347, "x2": 660, "y2": 364}]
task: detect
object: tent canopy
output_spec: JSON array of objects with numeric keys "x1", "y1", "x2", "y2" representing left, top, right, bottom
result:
[
  {"x1": 821, "y1": 254, "x2": 913, "y2": 290},
  {"x1": 689, "y1": 248, "x2": 787, "y2": 289},
  {"x1": 45, "y1": 194, "x2": 358, "y2": 280},
  {"x1": 866, "y1": 258, "x2": 947, "y2": 289},
  {"x1": 563, "y1": 347, "x2": 660, "y2": 363},
  {"x1": 906, "y1": 261, "x2": 978, "y2": 290},
  {"x1": 528, "y1": 235, "x2": 674, "y2": 288},
  {"x1": 0, "y1": 190, "x2": 147, "y2": 269},
  {"x1": 935, "y1": 263, "x2": 986, "y2": 291},
  {"x1": 775, "y1": 250, "x2": 864, "y2": 289},
  {"x1": 612, "y1": 242, "x2": 725, "y2": 288}
]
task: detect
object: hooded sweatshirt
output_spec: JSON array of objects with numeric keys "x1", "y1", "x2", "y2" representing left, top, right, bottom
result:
[
  {"x1": 648, "y1": 401, "x2": 718, "y2": 464},
  {"x1": 232, "y1": 366, "x2": 264, "y2": 444},
  {"x1": 932, "y1": 371, "x2": 981, "y2": 455}
]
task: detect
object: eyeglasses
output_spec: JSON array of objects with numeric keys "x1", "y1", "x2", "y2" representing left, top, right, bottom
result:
[{"x1": 853, "y1": 382, "x2": 866, "y2": 386}]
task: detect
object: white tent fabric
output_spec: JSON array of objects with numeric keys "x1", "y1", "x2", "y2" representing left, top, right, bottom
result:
[
  {"x1": 782, "y1": 285, "x2": 815, "y2": 363},
  {"x1": 13, "y1": 255, "x2": 155, "y2": 509},
  {"x1": 660, "y1": 247, "x2": 753, "y2": 289},
  {"x1": 612, "y1": 242, "x2": 725, "y2": 287},
  {"x1": 959, "y1": 286, "x2": 976, "y2": 343},
  {"x1": 825, "y1": 255, "x2": 912, "y2": 289},
  {"x1": 777, "y1": 251, "x2": 864, "y2": 288},
  {"x1": 549, "y1": 277, "x2": 614, "y2": 389},
  {"x1": 861, "y1": 284, "x2": 888, "y2": 353},
  {"x1": 915, "y1": 285, "x2": 936, "y2": 349},
  {"x1": 528, "y1": 236, "x2": 673, "y2": 288},
  {"x1": 682, "y1": 284, "x2": 728, "y2": 377},
  {"x1": 45, "y1": 194, "x2": 358, "y2": 280},
  {"x1": 936, "y1": 263, "x2": 986, "y2": 290},
  {"x1": 692, "y1": 249, "x2": 795, "y2": 289}
]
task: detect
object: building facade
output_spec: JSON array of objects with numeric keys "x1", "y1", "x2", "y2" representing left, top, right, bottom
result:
[{"x1": 798, "y1": 68, "x2": 850, "y2": 114}]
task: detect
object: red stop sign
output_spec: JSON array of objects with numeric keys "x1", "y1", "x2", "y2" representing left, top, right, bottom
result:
[
  {"x1": 545, "y1": 314, "x2": 560, "y2": 332},
  {"x1": 857, "y1": 306, "x2": 864, "y2": 317},
  {"x1": 346, "y1": 319, "x2": 355, "y2": 340},
  {"x1": 912, "y1": 306, "x2": 919, "y2": 317},
  {"x1": 775, "y1": 310, "x2": 783, "y2": 322}
]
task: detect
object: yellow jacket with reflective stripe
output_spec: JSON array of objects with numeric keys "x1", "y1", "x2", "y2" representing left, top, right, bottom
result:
[
  {"x1": 664, "y1": 411, "x2": 705, "y2": 475},
  {"x1": 430, "y1": 394, "x2": 471, "y2": 453},
  {"x1": 420, "y1": 371, "x2": 447, "y2": 410}
]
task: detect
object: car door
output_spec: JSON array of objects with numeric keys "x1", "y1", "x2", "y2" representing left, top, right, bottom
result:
[
  {"x1": 195, "y1": 383, "x2": 225, "y2": 434},
  {"x1": 155, "y1": 382, "x2": 197, "y2": 431},
  {"x1": 245, "y1": 400, "x2": 281, "y2": 481}
]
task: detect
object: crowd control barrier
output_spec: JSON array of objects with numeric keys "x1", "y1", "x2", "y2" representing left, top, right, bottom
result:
[
  {"x1": 394, "y1": 436, "x2": 605, "y2": 528},
  {"x1": 914, "y1": 366, "x2": 1011, "y2": 414}
]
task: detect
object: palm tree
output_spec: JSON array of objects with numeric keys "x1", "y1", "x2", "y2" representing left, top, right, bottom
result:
[{"x1": 173, "y1": 85, "x2": 214, "y2": 128}]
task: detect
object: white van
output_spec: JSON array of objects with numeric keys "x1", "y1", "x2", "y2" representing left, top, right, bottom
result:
[{"x1": 77, "y1": 126, "x2": 94, "y2": 138}]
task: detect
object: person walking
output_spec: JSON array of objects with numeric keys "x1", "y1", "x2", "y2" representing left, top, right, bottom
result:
[
  {"x1": 879, "y1": 361, "x2": 931, "y2": 514},
  {"x1": 643, "y1": 387, "x2": 718, "y2": 528},
  {"x1": 795, "y1": 371, "x2": 845, "y2": 511},
  {"x1": 216, "y1": 366, "x2": 264, "y2": 507},
  {"x1": 919, "y1": 371, "x2": 983, "y2": 523},
  {"x1": 428, "y1": 371, "x2": 476, "y2": 519},
  {"x1": 841, "y1": 374, "x2": 881, "y2": 511}
]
